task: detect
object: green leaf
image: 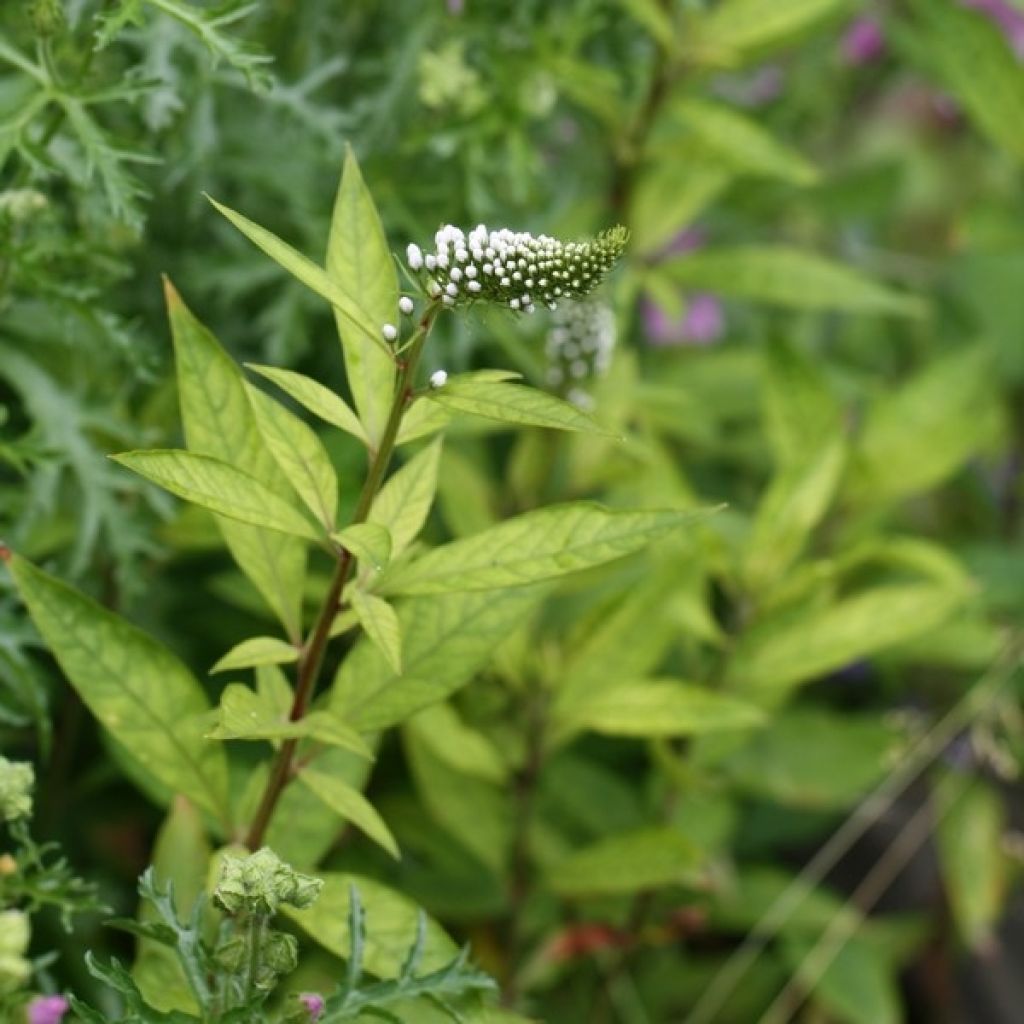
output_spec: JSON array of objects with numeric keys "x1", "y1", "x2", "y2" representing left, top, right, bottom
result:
[
  {"x1": 672, "y1": 97, "x2": 818, "y2": 184},
  {"x1": 692, "y1": 0, "x2": 851, "y2": 64},
  {"x1": 718, "y1": 708, "x2": 894, "y2": 808},
  {"x1": 910, "y1": 0, "x2": 1024, "y2": 163},
  {"x1": 547, "y1": 827, "x2": 706, "y2": 897},
  {"x1": 396, "y1": 399, "x2": 451, "y2": 446},
  {"x1": 552, "y1": 678, "x2": 764, "y2": 744},
  {"x1": 334, "y1": 523, "x2": 393, "y2": 570},
  {"x1": 247, "y1": 364, "x2": 369, "y2": 445},
  {"x1": 206, "y1": 195, "x2": 383, "y2": 356},
  {"x1": 207, "y1": 682, "x2": 371, "y2": 758},
  {"x1": 425, "y1": 378, "x2": 612, "y2": 435},
  {"x1": 7, "y1": 555, "x2": 228, "y2": 822},
  {"x1": 286, "y1": 873, "x2": 458, "y2": 976},
  {"x1": 404, "y1": 727, "x2": 510, "y2": 872},
  {"x1": 846, "y1": 346, "x2": 1000, "y2": 505},
  {"x1": 380, "y1": 503, "x2": 708, "y2": 596},
  {"x1": 935, "y1": 773, "x2": 1007, "y2": 948},
  {"x1": 369, "y1": 439, "x2": 443, "y2": 558},
  {"x1": 326, "y1": 146, "x2": 399, "y2": 447},
  {"x1": 744, "y1": 437, "x2": 846, "y2": 590},
  {"x1": 298, "y1": 767, "x2": 400, "y2": 859},
  {"x1": 350, "y1": 589, "x2": 403, "y2": 674},
  {"x1": 727, "y1": 583, "x2": 967, "y2": 696},
  {"x1": 246, "y1": 384, "x2": 338, "y2": 529},
  {"x1": 113, "y1": 450, "x2": 321, "y2": 541},
  {"x1": 406, "y1": 703, "x2": 507, "y2": 784},
  {"x1": 332, "y1": 587, "x2": 547, "y2": 732},
  {"x1": 167, "y1": 281, "x2": 305, "y2": 640},
  {"x1": 618, "y1": 0, "x2": 676, "y2": 49},
  {"x1": 781, "y1": 936, "x2": 900, "y2": 1024},
  {"x1": 210, "y1": 636, "x2": 298, "y2": 674},
  {"x1": 663, "y1": 246, "x2": 924, "y2": 316}
]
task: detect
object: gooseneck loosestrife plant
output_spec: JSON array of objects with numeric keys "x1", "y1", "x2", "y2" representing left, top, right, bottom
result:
[{"x1": 1, "y1": 148, "x2": 710, "y2": 1020}]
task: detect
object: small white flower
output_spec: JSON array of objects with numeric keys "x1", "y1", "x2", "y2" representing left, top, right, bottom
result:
[
  {"x1": 427, "y1": 279, "x2": 442, "y2": 297},
  {"x1": 467, "y1": 280, "x2": 482, "y2": 293},
  {"x1": 399, "y1": 296, "x2": 414, "y2": 316},
  {"x1": 406, "y1": 243, "x2": 423, "y2": 270},
  {"x1": 425, "y1": 254, "x2": 437, "y2": 271},
  {"x1": 429, "y1": 369, "x2": 448, "y2": 388},
  {"x1": 449, "y1": 266, "x2": 463, "y2": 282},
  {"x1": 382, "y1": 323, "x2": 398, "y2": 342},
  {"x1": 445, "y1": 282, "x2": 459, "y2": 297}
]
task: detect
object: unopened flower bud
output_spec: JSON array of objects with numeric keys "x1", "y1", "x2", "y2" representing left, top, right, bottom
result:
[
  {"x1": 213, "y1": 848, "x2": 323, "y2": 917},
  {"x1": 381, "y1": 323, "x2": 398, "y2": 342},
  {"x1": 0, "y1": 757, "x2": 33, "y2": 823},
  {"x1": 399, "y1": 296, "x2": 414, "y2": 315},
  {"x1": 429, "y1": 370, "x2": 448, "y2": 388},
  {"x1": 27, "y1": 995, "x2": 70, "y2": 1024},
  {"x1": 406, "y1": 243, "x2": 423, "y2": 270},
  {"x1": 0, "y1": 910, "x2": 30, "y2": 994}
]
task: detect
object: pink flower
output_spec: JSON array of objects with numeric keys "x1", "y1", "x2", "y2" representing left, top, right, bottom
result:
[
  {"x1": 27, "y1": 996, "x2": 69, "y2": 1024},
  {"x1": 299, "y1": 993, "x2": 325, "y2": 1021},
  {"x1": 840, "y1": 17, "x2": 885, "y2": 65},
  {"x1": 963, "y1": 0, "x2": 1024, "y2": 58},
  {"x1": 643, "y1": 293, "x2": 725, "y2": 346}
]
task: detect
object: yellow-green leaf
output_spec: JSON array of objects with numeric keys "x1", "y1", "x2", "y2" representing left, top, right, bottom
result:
[
  {"x1": 369, "y1": 438, "x2": 442, "y2": 558},
  {"x1": 333, "y1": 522, "x2": 392, "y2": 570},
  {"x1": 298, "y1": 767, "x2": 399, "y2": 859},
  {"x1": 210, "y1": 636, "x2": 298, "y2": 674},
  {"x1": 349, "y1": 588, "x2": 402, "y2": 673},
  {"x1": 112, "y1": 450, "x2": 321, "y2": 541}
]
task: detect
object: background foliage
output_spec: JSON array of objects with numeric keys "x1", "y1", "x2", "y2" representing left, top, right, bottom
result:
[{"x1": 3, "y1": 0, "x2": 1024, "y2": 1021}]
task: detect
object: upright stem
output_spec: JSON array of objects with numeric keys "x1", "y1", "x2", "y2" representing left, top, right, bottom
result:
[{"x1": 245, "y1": 304, "x2": 439, "y2": 849}]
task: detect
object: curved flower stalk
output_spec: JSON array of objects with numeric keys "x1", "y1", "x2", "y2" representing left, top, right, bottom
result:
[
  {"x1": 544, "y1": 297, "x2": 617, "y2": 409},
  {"x1": 405, "y1": 224, "x2": 627, "y2": 312}
]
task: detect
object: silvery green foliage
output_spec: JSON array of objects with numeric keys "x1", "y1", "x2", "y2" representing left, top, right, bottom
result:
[
  {"x1": 213, "y1": 848, "x2": 322, "y2": 917},
  {"x1": 544, "y1": 296, "x2": 616, "y2": 408},
  {"x1": 406, "y1": 224, "x2": 627, "y2": 312}
]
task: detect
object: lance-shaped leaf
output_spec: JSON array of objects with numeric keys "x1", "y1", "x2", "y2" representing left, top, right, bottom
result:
[
  {"x1": 332, "y1": 586, "x2": 547, "y2": 732},
  {"x1": 334, "y1": 523, "x2": 392, "y2": 570},
  {"x1": 380, "y1": 503, "x2": 710, "y2": 596},
  {"x1": 210, "y1": 636, "x2": 299, "y2": 674},
  {"x1": 7, "y1": 555, "x2": 229, "y2": 822},
  {"x1": 206, "y1": 195, "x2": 382, "y2": 350},
  {"x1": 425, "y1": 377, "x2": 613, "y2": 435},
  {"x1": 369, "y1": 439, "x2": 442, "y2": 558},
  {"x1": 247, "y1": 363, "x2": 369, "y2": 445},
  {"x1": 246, "y1": 384, "x2": 338, "y2": 529},
  {"x1": 546, "y1": 827, "x2": 707, "y2": 897},
  {"x1": 663, "y1": 245, "x2": 924, "y2": 316},
  {"x1": 207, "y1": 683, "x2": 371, "y2": 758},
  {"x1": 552, "y1": 678, "x2": 764, "y2": 744},
  {"x1": 167, "y1": 282, "x2": 305, "y2": 640},
  {"x1": 326, "y1": 146, "x2": 399, "y2": 447},
  {"x1": 350, "y1": 589, "x2": 402, "y2": 673},
  {"x1": 298, "y1": 767, "x2": 400, "y2": 859},
  {"x1": 112, "y1": 450, "x2": 322, "y2": 541}
]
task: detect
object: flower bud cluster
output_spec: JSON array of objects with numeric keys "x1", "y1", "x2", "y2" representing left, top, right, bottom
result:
[
  {"x1": 544, "y1": 297, "x2": 616, "y2": 408},
  {"x1": 0, "y1": 757, "x2": 34, "y2": 823},
  {"x1": 213, "y1": 848, "x2": 322, "y2": 917},
  {"x1": 0, "y1": 909, "x2": 30, "y2": 994},
  {"x1": 406, "y1": 224, "x2": 627, "y2": 312}
]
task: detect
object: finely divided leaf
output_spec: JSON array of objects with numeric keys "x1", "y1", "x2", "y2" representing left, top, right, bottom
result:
[{"x1": 112, "y1": 450, "x2": 321, "y2": 541}]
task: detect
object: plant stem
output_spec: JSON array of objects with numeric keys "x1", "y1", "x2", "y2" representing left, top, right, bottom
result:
[
  {"x1": 244, "y1": 303, "x2": 439, "y2": 849},
  {"x1": 244, "y1": 915, "x2": 265, "y2": 1004}
]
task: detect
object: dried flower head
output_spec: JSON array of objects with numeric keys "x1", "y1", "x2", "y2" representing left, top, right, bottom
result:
[
  {"x1": 213, "y1": 847, "x2": 323, "y2": 917},
  {"x1": 407, "y1": 224, "x2": 627, "y2": 313},
  {"x1": 544, "y1": 297, "x2": 616, "y2": 407},
  {"x1": 0, "y1": 757, "x2": 34, "y2": 823}
]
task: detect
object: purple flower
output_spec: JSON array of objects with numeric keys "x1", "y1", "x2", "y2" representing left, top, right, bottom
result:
[
  {"x1": 27, "y1": 996, "x2": 69, "y2": 1024},
  {"x1": 299, "y1": 993, "x2": 325, "y2": 1021},
  {"x1": 963, "y1": 0, "x2": 1024, "y2": 58},
  {"x1": 840, "y1": 17, "x2": 885, "y2": 65},
  {"x1": 643, "y1": 293, "x2": 725, "y2": 346},
  {"x1": 447, "y1": 0, "x2": 465, "y2": 14}
]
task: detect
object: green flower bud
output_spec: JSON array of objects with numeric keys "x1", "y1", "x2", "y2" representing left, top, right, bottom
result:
[
  {"x1": 212, "y1": 935, "x2": 246, "y2": 972},
  {"x1": 0, "y1": 910, "x2": 30, "y2": 994},
  {"x1": 0, "y1": 757, "x2": 34, "y2": 823},
  {"x1": 29, "y1": 0, "x2": 65, "y2": 37},
  {"x1": 261, "y1": 931, "x2": 298, "y2": 977},
  {"x1": 212, "y1": 848, "x2": 323, "y2": 917}
]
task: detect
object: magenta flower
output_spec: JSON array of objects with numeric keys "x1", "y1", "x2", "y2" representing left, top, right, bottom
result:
[
  {"x1": 643, "y1": 293, "x2": 725, "y2": 347},
  {"x1": 963, "y1": 0, "x2": 1024, "y2": 57},
  {"x1": 299, "y1": 993, "x2": 325, "y2": 1021},
  {"x1": 27, "y1": 996, "x2": 69, "y2": 1024},
  {"x1": 840, "y1": 17, "x2": 885, "y2": 65}
]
